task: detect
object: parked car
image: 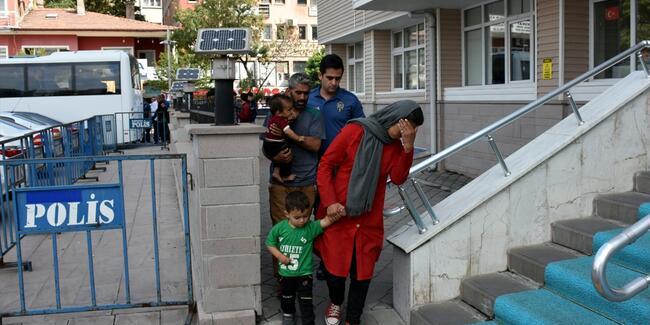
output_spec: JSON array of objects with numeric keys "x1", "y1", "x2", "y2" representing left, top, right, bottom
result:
[{"x1": 0, "y1": 111, "x2": 62, "y2": 130}]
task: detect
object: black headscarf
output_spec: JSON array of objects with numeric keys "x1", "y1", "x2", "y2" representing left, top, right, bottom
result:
[{"x1": 345, "y1": 100, "x2": 420, "y2": 216}]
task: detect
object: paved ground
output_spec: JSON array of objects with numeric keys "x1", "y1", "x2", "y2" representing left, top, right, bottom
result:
[
  {"x1": 0, "y1": 147, "x2": 190, "y2": 324},
  {"x1": 257, "y1": 154, "x2": 472, "y2": 324}
]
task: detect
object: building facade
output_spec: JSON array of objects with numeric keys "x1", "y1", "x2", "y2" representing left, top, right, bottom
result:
[
  {"x1": 318, "y1": 0, "x2": 648, "y2": 176},
  {"x1": 0, "y1": 1, "x2": 169, "y2": 66}
]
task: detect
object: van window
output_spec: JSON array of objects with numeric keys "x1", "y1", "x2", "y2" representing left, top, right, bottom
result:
[
  {"x1": 27, "y1": 64, "x2": 74, "y2": 96},
  {"x1": 75, "y1": 62, "x2": 122, "y2": 95},
  {"x1": 0, "y1": 65, "x2": 26, "y2": 97}
]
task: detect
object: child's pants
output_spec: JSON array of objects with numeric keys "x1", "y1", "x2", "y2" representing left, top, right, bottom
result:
[{"x1": 280, "y1": 275, "x2": 314, "y2": 325}]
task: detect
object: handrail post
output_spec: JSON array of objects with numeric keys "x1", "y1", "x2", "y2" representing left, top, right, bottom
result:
[
  {"x1": 565, "y1": 91, "x2": 585, "y2": 125},
  {"x1": 411, "y1": 178, "x2": 439, "y2": 225},
  {"x1": 397, "y1": 185, "x2": 427, "y2": 234},
  {"x1": 487, "y1": 135, "x2": 511, "y2": 176},
  {"x1": 637, "y1": 51, "x2": 650, "y2": 77}
]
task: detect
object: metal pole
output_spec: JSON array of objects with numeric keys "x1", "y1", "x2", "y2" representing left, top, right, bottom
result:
[
  {"x1": 166, "y1": 28, "x2": 172, "y2": 94},
  {"x1": 565, "y1": 91, "x2": 585, "y2": 125}
]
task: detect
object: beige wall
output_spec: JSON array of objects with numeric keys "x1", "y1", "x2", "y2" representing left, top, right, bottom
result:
[
  {"x1": 438, "y1": 9, "x2": 462, "y2": 92},
  {"x1": 537, "y1": 0, "x2": 560, "y2": 95},
  {"x1": 564, "y1": 0, "x2": 589, "y2": 83},
  {"x1": 326, "y1": 43, "x2": 348, "y2": 89},
  {"x1": 441, "y1": 101, "x2": 566, "y2": 176},
  {"x1": 318, "y1": 0, "x2": 405, "y2": 43}
]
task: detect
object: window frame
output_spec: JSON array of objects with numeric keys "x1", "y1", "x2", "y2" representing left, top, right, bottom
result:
[
  {"x1": 588, "y1": 0, "x2": 647, "y2": 77},
  {"x1": 461, "y1": 0, "x2": 535, "y2": 87},
  {"x1": 140, "y1": 0, "x2": 161, "y2": 8},
  {"x1": 311, "y1": 25, "x2": 317, "y2": 40},
  {"x1": 0, "y1": 0, "x2": 7, "y2": 17},
  {"x1": 101, "y1": 46, "x2": 134, "y2": 55},
  {"x1": 347, "y1": 42, "x2": 364, "y2": 94},
  {"x1": 298, "y1": 25, "x2": 307, "y2": 40},
  {"x1": 263, "y1": 24, "x2": 272, "y2": 40},
  {"x1": 297, "y1": 0, "x2": 307, "y2": 4},
  {"x1": 391, "y1": 22, "x2": 427, "y2": 91},
  {"x1": 21, "y1": 45, "x2": 70, "y2": 57}
]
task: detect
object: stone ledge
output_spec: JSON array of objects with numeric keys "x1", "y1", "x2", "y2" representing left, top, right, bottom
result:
[{"x1": 187, "y1": 123, "x2": 265, "y2": 135}]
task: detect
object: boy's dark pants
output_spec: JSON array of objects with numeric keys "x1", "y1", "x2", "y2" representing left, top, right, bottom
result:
[{"x1": 280, "y1": 275, "x2": 314, "y2": 325}]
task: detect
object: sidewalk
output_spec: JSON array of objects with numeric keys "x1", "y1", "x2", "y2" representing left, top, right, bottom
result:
[
  {"x1": 258, "y1": 154, "x2": 472, "y2": 324},
  {"x1": 0, "y1": 147, "x2": 189, "y2": 324}
]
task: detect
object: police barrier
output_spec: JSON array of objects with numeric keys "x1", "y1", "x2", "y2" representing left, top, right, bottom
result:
[
  {"x1": 0, "y1": 116, "x2": 107, "y2": 270},
  {"x1": 0, "y1": 154, "x2": 193, "y2": 318},
  {"x1": 113, "y1": 112, "x2": 169, "y2": 149}
]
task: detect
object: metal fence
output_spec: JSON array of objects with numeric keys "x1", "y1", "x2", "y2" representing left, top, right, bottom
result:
[
  {"x1": 0, "y1": 116, "x2": 107, "y2": 270},
  {"x1": 0, "y1": 154, "x2": 193, "y2": 318}
]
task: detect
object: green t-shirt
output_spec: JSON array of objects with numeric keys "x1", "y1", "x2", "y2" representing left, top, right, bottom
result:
[{"x1": 265, "y1": 220, "x2": 323, "y2": 277}]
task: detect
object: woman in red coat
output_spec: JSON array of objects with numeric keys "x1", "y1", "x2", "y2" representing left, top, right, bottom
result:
[{"x1": 315, "y1": 100, "x2": 423, "y2": 325}]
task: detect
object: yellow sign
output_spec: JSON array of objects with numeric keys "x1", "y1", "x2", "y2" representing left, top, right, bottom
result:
[{"x1": 542, "y1": 58, "x2": 553, "y2": 80}]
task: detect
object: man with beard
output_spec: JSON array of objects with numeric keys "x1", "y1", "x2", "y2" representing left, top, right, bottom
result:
[{"x1": 265, "y1": 72, "x2": 325, "y2": 278}]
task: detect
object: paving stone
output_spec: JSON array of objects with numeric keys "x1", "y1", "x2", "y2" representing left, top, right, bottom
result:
[{"x1": 410, "y1": 300, "x2": 485, "y2": 325}]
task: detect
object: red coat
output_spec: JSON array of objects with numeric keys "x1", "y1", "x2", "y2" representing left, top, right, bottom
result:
[{"x1": 315, "y1": 123, "x2": 413, "y2": 280}]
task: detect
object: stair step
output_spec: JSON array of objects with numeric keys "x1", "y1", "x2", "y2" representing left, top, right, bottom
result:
[
  {"x1": 594, "y1": 192, "x2": 650, "y2": 224},
  {"x1": 551, "y1": 218, "x2": 625, "y2": 255},
  {"x1": 493, "y1": 289, "x2": 617, "y2": 325},
  {"x1": 634, "y1": 171, "x2": 650, "y2": 194},
  {"x1": 459, "y1": 272, "x2": 538, "y2": 317},
  {"x1": 508, "y1": 243, "x2": 583, "y2": 284},
  {"x1": 545, "y1": 257, "x2": 650, "y2": 324},
  {"x1": 639, "y1": 202, "x2": 650, "y2": 219},
  {"x1": 410, "y1": 300, "x2": 486, "y2": 325},
  {"x1": 593, "y1": 228, "x2": 650, "y2": 273}
]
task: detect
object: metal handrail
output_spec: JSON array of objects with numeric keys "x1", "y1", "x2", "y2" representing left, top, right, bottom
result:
[
  {"x1": 592, "y1": 215, "x2": 650, "y2": 302},
  {"x1": 385, "y1": 40, "x2": 650, "y2": 232}
]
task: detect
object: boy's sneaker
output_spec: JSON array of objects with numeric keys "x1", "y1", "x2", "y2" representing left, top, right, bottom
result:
[
  {"x1": 282, "y1": 314, "x2": 295, "y2": 325},
  {"x1": 325, "y1": 303, "x2": 342, "y2": 325}
]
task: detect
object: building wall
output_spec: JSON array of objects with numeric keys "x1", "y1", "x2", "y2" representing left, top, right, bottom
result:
[
  {"x1": 78, "y1": 37, "x2": 136, "y2": 51},
  {"x1": 441, "y1": 101, "x2": 566, "y2": 176},
  {"x1": 326, "y1": 43, "x2": 348, "y2": 89},
  {"x1": 438, "y1": 9, "x2": 461, "y2": 92},
  {"x1": 537, "y1": 0, "x2": 560, "y2": 95},
  {"x1": 0, "y1": 34, "x2": 79, "y2": 55},
  {"x1": 372, "y1": 30, "x2": 391, "y2": 93},
  {"x1": 317, "y1": 0, "x2": 404, "y2": 44},
  {"x1": 563, "y1": 0, "x2": 589, "y2": 83}
]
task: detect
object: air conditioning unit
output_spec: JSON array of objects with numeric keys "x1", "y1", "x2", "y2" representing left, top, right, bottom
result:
[{"x1": 286, "y1": 19, "x2": 294, "y2": 26}]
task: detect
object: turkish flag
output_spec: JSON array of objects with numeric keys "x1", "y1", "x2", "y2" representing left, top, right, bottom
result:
[{"x1": 605, "y1": 6, "x2": 620, "y2": 21}]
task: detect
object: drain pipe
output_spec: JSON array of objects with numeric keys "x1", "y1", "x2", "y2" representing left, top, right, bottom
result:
[{"x1": 409, "y1": 10, "x2": 438, "y2": 160}]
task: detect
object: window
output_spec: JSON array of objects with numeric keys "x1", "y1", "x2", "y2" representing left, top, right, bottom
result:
[
  {"x1": 137, "y1": 50, "x2": 156, "y2": 67},
  {"x1": 0, "y1": 46, "x2": 7, "y2": 59},
  {"x1": 0, "y1": 62, "x2": 122, "y2": 98},
  {"x1": 263, "y1": 25, "x2": 272, "y2": 40},
  {"x1": 0, "y1": 65, "x2": 25, "y2": 97},
  {"x1": 311, "y1": 25, "x2": 318, "y2": 40},
  {"x1": 277, "y1": 25, "x2": 286, "y2": 40},
  {"x1": 463, "y1": 0, "x2": 532, "y2": 86},
  {"x1": 75, "y1": 63, "x2": 122, "y2": 95},
  {"x1": 22, "y1": 46, "x2": 68, "y2": 57},
  {"x1": 274, "y1": 0, "x2": 284, "y2": 4},
  {"x1": 590, "y1": 0, "x2": 650, "y2": 78},
  {"x1": 298, "y1": 25, "x2": 307, "y2": 40},
  {"x1": 0, "y1": 0, "x2": 6, "y2": 15},
  {"x1": 392, "y1": 23, "x2": 426, "y2": 90},
  {"x1": 347, "y1": 42, "x2": 364, "y2": 93},
  {"x1": 101, "y1": 47, "x2": 134, "y2": 54},
  {"x1": 141, "y1": 0, "x2": 161, "y2": 7},
  {"x1": 297, "y1": 0, "x2": 307, "y2": 4},
  {"x1": 293, "y1": 61, "x2": 307, "y2": 73}
]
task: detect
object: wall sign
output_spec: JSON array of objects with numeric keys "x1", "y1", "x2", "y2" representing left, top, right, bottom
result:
[{"x1": 542, "y1": 58, "x2": 553, "y2": 80}]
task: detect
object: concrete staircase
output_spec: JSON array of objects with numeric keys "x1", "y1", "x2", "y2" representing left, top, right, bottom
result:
[{"x1": 410, "y1": 171, "x2": 650, "y2": 324}]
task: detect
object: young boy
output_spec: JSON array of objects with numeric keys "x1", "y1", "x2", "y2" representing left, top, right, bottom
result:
[
  {"x1": 266, "y1": 191, "x2": 341, "y2": 325},
  {"x1": 263, "y1": 94, "x2": 304, "y2": 183}
]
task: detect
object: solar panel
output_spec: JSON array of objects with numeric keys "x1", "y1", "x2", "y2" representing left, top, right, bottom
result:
[
  {"x1": 170, "y1": 81, "x2": 187, "y2": 92},
  {"x1": 176, "y1": 68, "x2": 201, "y2": 81},
  {"x1": 195, "y1": 28, "x2": 252, "y2": 54}
]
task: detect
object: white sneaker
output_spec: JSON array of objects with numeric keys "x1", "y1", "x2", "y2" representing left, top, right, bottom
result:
[{"x1": 325, "y1": 303, "x2": 342, "y2": 325}]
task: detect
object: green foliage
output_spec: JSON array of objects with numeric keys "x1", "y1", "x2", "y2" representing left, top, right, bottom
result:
[
  {"x1": 44, "y1": 0, "x2": 145, "y2": 20},
  {"x1": 153, "y1": 51, "x2": 213, "y2": 91},
  {"x1": 305, "y1": 48, "x2": 324, "y2": 85}
]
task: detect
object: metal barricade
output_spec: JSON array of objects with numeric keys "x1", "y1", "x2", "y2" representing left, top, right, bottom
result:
[
  {"x1": 112, "y1": 112, "x2": 169, "y2": 150},
  {"x1": 0, "y1": 116, "x2": 108, "y2": 270},
  {"x1": 0, "y1": 154, "x2": 193, "y2": 319}
]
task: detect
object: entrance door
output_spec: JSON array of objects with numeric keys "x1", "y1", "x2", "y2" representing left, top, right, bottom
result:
[{"x1": 592, "y1": 0, "x2": 631, "y2": 78}]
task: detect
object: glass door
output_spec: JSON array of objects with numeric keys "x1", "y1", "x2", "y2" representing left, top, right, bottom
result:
[{"x1": 593, "y1": 0, "x2": 631, "y2": 78}]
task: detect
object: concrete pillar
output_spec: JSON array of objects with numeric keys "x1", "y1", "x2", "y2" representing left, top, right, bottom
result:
[{"x1": 184, "y1": 123, "x2": 265, "y2": 324}]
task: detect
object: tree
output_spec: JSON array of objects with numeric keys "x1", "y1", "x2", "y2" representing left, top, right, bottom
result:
[
  {"x1": 44, "y1": 0, "x2": 145, "y2": 20},
  {"x1": 305, "y1": 48, "x2": 325, "y2": 85}
]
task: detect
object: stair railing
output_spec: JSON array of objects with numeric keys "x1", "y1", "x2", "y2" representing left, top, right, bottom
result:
[
  {"x1": 592, "y1": 215, "x2": 650, "y2": 302},
  {"x1": 384, "y1": 40, "x2": 650, "y2": 234}
]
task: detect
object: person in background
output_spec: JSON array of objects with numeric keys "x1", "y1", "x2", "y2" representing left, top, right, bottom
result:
[
  {"x1": 316, "y1": 100, "x2": 423, "y2": 325},
  {"x1": 150, "y1": 96, "x2": 159, "y2": 143},
  {"x1": 239, "y1": 92, "x2": 254, "y2": 123},
  {"x1": 307, "y1": 54, "x2": 365, "y2": 153},
  {"x1": 141, "y1": 98, "x2": 152, "y2": 143},
  {"x1": 154, "y1": 94, "x2": 169, "y2": 144}
]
